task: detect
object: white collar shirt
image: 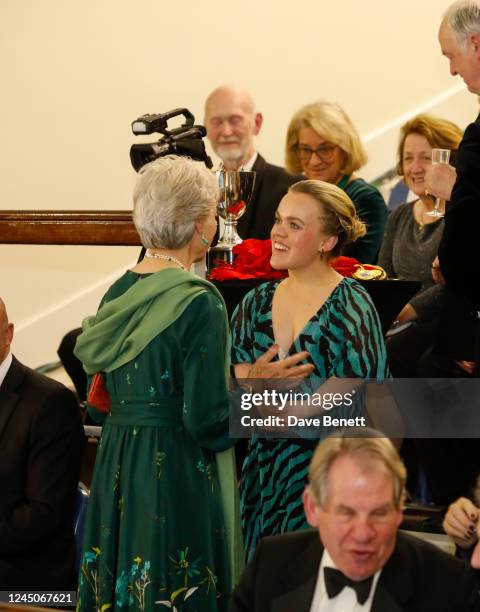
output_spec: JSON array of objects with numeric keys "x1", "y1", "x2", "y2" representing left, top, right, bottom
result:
[
  {"x1": 309, "y1": 549, "x2": 382, "y2": 612},
  {"x1": 241, "y1": 151, "x2": 257, "y2": 171},
  {"x1": 0, "y1": 352, "x2": 13, "y2": 389}
]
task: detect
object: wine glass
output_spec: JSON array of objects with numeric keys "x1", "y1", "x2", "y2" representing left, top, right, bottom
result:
[{"x1": 425, "y1": 148, "x2": 451, "y2": 218}]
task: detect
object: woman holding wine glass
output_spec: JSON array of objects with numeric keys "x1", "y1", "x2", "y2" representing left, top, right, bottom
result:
[{"x1": 378, "y1": 114, "x2": 463, "y2": 377}]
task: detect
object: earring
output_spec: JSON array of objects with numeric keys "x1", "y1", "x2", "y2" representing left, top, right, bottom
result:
[{"x1": 201, "y1": 234, "x2": 209, "y2": 246}]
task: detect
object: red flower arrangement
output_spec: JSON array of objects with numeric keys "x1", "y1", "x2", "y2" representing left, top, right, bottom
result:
[{"x1": 208, "y1": 239, "x2": 365, "y2": 281}]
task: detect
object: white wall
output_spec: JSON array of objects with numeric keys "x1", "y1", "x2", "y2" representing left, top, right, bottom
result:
[{"x1": 1, "y1": 0, "x2": 478, "y2": 366}]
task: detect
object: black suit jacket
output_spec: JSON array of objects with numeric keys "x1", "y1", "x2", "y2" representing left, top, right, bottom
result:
[
  {"x1": 236, "y1": 154, "x2": 302, "y2": 240},
  {"x1": 436, "y1": 115, "x2": 480, "y2": 361},
  {"x1": 230, "y1": 530, "x2": 480, "y2": 612},
  {"x1": 439, "y1": 114, "x2": 480, "y2": 310},
  {"x1": 0, "y1": 356, "x2": 84, "y2": 590}
]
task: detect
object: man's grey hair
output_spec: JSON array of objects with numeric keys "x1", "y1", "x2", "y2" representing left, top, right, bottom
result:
[
  {"x1": 308, "y1": 428, "x2": 407, "y2": 510},
  {"x1": 133, "y1": 155, "x2": 218, "y2": 249},
  {"x1": 445, "y1": 1, "x2": 480, "y2": 45}
]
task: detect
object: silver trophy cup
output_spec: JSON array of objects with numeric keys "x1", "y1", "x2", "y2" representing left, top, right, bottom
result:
[{"x1": 208, "y1": 170, "x2": 256, "y2": 270}]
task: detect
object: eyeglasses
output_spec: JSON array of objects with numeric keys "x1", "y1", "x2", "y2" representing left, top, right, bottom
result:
[{"x1": 295, "y1": 144, "x2": 337, "y2": 162}]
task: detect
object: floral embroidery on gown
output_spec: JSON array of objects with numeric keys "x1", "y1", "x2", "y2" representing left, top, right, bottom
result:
[{"x1": 231, "y1": 278, "x2": 389, "y2": 560}]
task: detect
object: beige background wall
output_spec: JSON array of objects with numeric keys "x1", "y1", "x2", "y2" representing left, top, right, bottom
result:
[{"x1": 1, "y1": 0, "x2": 478, "y2": 365}]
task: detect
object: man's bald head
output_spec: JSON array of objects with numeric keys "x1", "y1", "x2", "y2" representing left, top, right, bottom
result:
[
  {"x1": 0, "y1": 298, "x2": 14, "y2": 366},
  {"x1": 205, "y1": 85, "x2": 256, "y2": 117},
  {"x1": 204, "y1": 85, "x2": 263, "y2": 169}
]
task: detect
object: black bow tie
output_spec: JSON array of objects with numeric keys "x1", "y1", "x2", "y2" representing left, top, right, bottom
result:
[{"x1": 324, "y1": 567, "x2": 373, "y2": 605}]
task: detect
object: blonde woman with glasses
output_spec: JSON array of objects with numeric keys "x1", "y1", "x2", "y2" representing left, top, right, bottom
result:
[{"x1": 285, "y1": 101, "x2": 387, "y2": 264}]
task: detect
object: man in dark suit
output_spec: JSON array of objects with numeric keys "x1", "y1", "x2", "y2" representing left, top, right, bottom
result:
[
  {"x1": 204, "y1": 85, "x2": 302, "y2": 239},
  {"x1": 423, "y1": 2, "x2": 480, "y2": 375},
  {"x1": 0, "y1": 297, "x2": 84, "y2": 590},
  {"x1": 231, "y1": 430, "x2": 480, "y2": 611}
]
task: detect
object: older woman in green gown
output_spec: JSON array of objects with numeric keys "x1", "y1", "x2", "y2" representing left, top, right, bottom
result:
[{"x1": 75, "y1": 155, "x2": 238, "y2": 612}]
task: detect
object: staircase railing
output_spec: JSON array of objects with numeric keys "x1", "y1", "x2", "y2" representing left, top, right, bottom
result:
[{"x1": 0, "y1": 210, "x2": 140, "y2": 245}]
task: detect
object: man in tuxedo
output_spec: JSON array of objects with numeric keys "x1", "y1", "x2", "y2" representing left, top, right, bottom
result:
[
  {"x1": 204, "y1": 85, "x2": 302, "y2": 239},
  {"x1": 422, "y1": 0, "x2": 480, "y2": 375},
  {"x1": 0, "y1": 297, "x2": 84, "y2": 589},
  {"x1": 231, "y1": 430, "x2": 480, "y2": 611}
]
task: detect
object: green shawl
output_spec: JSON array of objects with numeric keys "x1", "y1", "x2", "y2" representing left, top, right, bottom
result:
[{"x1": 74, "y1": 269, "x2": 229, "y2": 375}]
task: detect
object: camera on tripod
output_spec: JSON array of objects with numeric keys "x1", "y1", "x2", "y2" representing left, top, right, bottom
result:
[{"x1": 129, "y1": 108, "x2": 212, "y2": 171}]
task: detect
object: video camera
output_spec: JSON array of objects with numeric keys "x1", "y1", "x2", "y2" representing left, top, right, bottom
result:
[{"x1": 130, "y1": 108, "x2": 212, "y2": 171}]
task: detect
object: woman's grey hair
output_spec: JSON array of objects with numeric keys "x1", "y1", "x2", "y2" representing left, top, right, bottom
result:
[
  {"x1": 308, "y1": 428, "x2": 407, "y2": 509},
  {"x1": 133, "y1": 155, "x2": 218, "y2": 249},
  {"x1": 445, "y1": 1, "x2": 480, "y2": 46}
]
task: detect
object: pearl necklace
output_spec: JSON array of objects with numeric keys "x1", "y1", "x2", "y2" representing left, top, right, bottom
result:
[{"x1": 145, "y1": 251, "x2": 186, "y2": 270}]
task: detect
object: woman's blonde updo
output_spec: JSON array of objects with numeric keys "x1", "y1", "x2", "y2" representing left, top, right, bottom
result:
[{"x1": 289, "y1": 179, "x2": 366, "y2": 259}]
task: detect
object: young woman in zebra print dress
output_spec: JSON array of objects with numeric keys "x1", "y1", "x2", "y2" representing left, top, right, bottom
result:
[{"x1": 231, "y1": 179, "x2": 389, "y2": 560}]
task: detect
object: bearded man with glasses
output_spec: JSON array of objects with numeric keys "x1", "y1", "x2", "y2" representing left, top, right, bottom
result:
[{"x1": 204, "y1": 85, "x2": 302, "y2": 240}]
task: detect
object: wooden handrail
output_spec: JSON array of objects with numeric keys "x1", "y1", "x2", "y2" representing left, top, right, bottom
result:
[{"x1": 0, "y1": 210, "x2": 140, "y2": 246}]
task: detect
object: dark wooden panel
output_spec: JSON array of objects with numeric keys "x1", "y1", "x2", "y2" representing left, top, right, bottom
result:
[{"x1": 0, "y1": 210, "x2": 141, "y2": 246}]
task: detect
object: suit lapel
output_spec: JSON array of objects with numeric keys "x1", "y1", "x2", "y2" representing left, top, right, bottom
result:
[
  {"x1": 372, "y1": 582, "x2": 405, "y2": 612},
  {"x1": 0, "y1": 356, "x2": 25, "y2": 440},
  {"x1": 272, "y1": 575, "x2": 317, "y2": 612},
  {"x1": 237, "y1": 154, "x2": 265, "y2": 238},
  {"x1": 250, "y1": 154, "x2": 265, "y2": 205},
  {"x1": 272, "y1": 534, "x2": 322, "y2": 612},
  {"x1": 371, "y1": 535, "x2": 413, "y2": 612}
]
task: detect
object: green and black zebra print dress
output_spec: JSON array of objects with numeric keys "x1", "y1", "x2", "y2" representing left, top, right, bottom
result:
[{"x1": 231, "y1": 277, "x2": 389, "y2": 560}]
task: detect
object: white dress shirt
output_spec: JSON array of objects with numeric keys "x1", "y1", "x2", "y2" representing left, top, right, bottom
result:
[
  {"x1": 0, "y1": 352, "x2": 13, "y2": 388},
  {"x1": 309, "y1": 549, "x2": 381, "y2": 612},
  {"x1": 240, "y1": 151, "x2": 258, "y2": 172}
]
